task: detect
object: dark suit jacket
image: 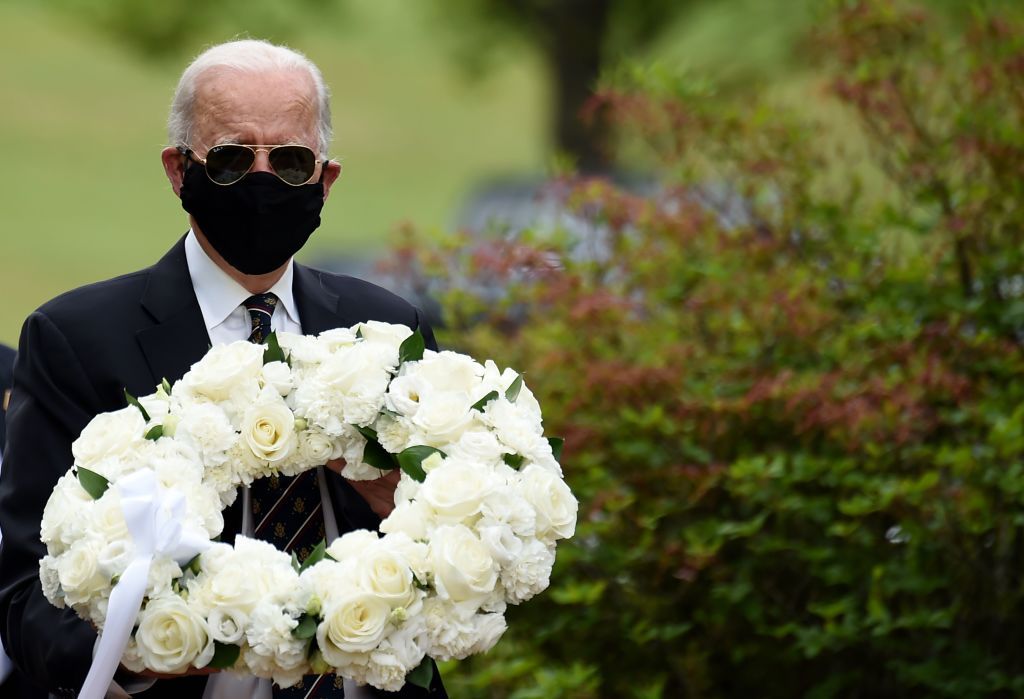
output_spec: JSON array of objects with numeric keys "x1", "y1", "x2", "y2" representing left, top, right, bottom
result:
[
  {"x1": 0, "y1": 238, "x2": 447, "y2": 698},
  {"x1": 0, "y1": 343, "x2": 14, "y2": 454}
]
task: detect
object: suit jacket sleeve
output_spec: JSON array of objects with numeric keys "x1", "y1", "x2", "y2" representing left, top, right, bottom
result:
[{"x1": 0, "y1": 311, "x2": 101, "y2": 695}]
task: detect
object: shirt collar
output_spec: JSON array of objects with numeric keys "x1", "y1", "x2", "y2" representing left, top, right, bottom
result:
[{"x1": 184, "y1": 229, "x2": 300, "y2": 330}]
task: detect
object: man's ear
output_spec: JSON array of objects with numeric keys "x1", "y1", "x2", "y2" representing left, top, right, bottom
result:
[
  {"x1": 321, "y1": 160, "x2": 343, "y2": 201},
  {"x1": 161, "y1": 147, "x2": 186, "y2": 197}
]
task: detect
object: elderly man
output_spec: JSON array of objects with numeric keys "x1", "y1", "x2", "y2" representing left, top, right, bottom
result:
[{"x1": 0, "y1": 41, "x2": 446, "y2": 698}]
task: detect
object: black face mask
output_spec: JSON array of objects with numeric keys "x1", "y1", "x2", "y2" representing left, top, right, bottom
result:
[{"x1": 179, "y1": 163, "x2": 325, "y2": 275}]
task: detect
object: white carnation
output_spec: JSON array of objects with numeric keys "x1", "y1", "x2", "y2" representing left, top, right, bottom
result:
[
  {"x1": 500, "y1": 539, "x2": 555, "y2": 603},
  {"x1": 173, "y1": 402, "x2": 237, "y2": 467}
]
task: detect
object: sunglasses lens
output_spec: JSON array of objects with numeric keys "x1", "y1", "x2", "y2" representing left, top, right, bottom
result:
[
  {"x1": 205, "y1": 145, "x2": 254, "y2": 184},
  {"x1": 269, "y1": 146, "x2": 317, "y2": 185}
]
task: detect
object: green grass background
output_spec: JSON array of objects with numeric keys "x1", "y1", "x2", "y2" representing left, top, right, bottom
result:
[{"x1": 0, "y1": 0, "x2": 819, "y2": 346}]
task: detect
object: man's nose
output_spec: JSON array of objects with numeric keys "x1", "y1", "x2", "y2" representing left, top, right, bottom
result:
[{"x1": 250, "y1": 148, "x2": 274, "y2": 174}]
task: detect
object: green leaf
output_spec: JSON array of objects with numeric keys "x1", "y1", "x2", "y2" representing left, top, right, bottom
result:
[
  {"x1": 292, "y1": 613, "x2": 318, "y2": 640},
  {"x1": 503, "y1": 453, "x2": 525, "y2": 469},
  {"x1": 505, "y1": 374, "x2": 524, "y2": 402},
  {"x1": 299, "y1": 540, "x2": 328, "y2": 573},
  {"x1": 362, "y1": 439, "x2": 399, "y2": 471},
  {"x1": 406, "y1": 656, "x2": 434, "y2": 689},
  {"x1": 355, "y1": 424, "x2": 378, "y2": 441},
  {"x1": 144, "y1": 424, "x2": 164, "y2": 441},
  {"x1": 124, "y1": 389, "x2": 150, "y2": 422},
  {"x1": 397, "y1": 446, "x2": 445, "y2": 482},
  {"x1": 160, "y1": 378, "x2": 173, "y2": 395},
  {"x1": 263, "y1": 332, "x2": 286, "y2": 364},
  {"x1": 399, "y1": 328, "x2": 425, "y2": 363},
  {"x1": 207, "y1": 642, "x2": 241, "y2": 670},
  {"x1": 77, "y1": 466, "x2": 110, "y2": 500},
  {"x1": 186, "y1": 553, "x2": 202, "y2": 576},
  {"x1": 471, "y1": 390, "x2": 499, "y2": 412},
  {"x1": 548, "y1": 437, "x2": 565, "y2": 462}
]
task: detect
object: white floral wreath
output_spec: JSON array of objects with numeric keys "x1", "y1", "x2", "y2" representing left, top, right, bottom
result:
[{"x1": 39, "y1": 322, "x2": 577, "y2": 694}]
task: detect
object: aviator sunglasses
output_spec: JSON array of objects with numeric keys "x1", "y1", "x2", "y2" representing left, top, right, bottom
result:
[{"x1": 179, "y1": 143, "x2": 324, "y2": 186}]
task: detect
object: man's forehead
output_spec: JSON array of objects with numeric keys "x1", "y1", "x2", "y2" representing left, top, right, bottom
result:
[{"x1": 191, "y1": 67, "x2": 318, "y2": 143}]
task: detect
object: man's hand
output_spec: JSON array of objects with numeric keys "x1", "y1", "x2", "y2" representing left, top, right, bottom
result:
[
  {"x1": 326, "y1": 458, "x2": 400, "y2": 520},
  {"x1": 134, "y1": 667, "x2": 221, "y2": 679}
]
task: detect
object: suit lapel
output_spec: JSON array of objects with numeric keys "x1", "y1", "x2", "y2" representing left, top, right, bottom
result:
[
  {"x1": 136, "y1": 237, "x2": 212, "y2": 387},
  {"x1": 294, "y1": 262, "x2": 345, "y2": 334}
]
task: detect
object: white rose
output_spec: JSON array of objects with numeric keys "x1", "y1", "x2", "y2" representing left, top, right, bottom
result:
[
  {"x1": 380, "y1": 500, "x2": 431, "y2": 541},
  {"x1": 41, "y1": 473, "x2": 94, "y2": 550},
  {"x1": 358, "y1": 320, "x2": 413, "y2": 350},
  {"x1": 419, "y1": 458, "x2": 496, "y2": 524},
  {"x1": 56, "y1": 538, "x2": 107, "y2": 604},
  {"x1": 71, "y1": 407, "x2": 146, "y2": 468},
  {"x1": 318, "y1": 327, "x2": 360, "y2": 351},
  {"x1": 411, "y1": 392, "x2": 475, "y2": 447},
  {"x1": 97, "y1": 540, "x2": 135, "y2": 578},
  {"x1": 409, "y1": 351, "x2": 482, "y2": 393},
  {"x1": 394, "y1": 472, "x2": 423, "y2": 505},
  {"x1": 445, "y1": 429, "x2": 509, "y2": 465},
  {"x1": 135, "y1": 595, "x2": 214, "y2": 673},
  {"x1": 261, "y1": 361, "x2": 294, "y2": 396},
  {"x1": 298, "y1": 429, "x2": 338, "y2": 465},
  {"x1": 138, "y1": 391, "x2": 170, "y2": 424},
  {"x1": 378, "y1": 532, "x2": 431, "y2": 583},
  {"x1": 242, "y1": 389, "x2": 297, "y2": 463},
  {"x1": 91, "y1": 491, "x2": 130, "y2": 543},
  {"x1": 326, "y1": 530, "x2": 379, "y2": 563},
  {"x1": 180, "y1": 341, "x2": 264, "y2": 402},
  {"x1": 516, "y1": 465, "x2": 578, "y2": 541},
  {"x1": 317, "y1": 591, "x2": 391, "y2": 658},
  {"x1": 358, "y1": 546, "x2": 421, "y2": 611},
  {"x1": 190, "y1": 563, "x2": 263, "y2": 615},
  {"x1": 477, "y1": 521, "x2": 523, "y2": 567},
  {"x1": 428, "y1": 525, "x2": 498, "y2": 604}
]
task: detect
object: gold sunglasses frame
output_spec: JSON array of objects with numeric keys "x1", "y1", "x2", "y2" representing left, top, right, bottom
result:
[{"x1": 178, "y1": 144, "x2": 325, "y2": 186}]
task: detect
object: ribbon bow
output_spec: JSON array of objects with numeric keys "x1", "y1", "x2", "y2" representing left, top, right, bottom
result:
[{"x1": 79, "y1": 469, "x2": 211, "y2": 699}]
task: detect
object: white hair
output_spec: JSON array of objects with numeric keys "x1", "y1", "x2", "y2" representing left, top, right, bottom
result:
[{"x1": 168, "y1": 39, "x2": 332, "y2": 156}]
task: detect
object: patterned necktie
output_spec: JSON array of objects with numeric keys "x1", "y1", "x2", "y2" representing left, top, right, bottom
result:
[{"x1": 243, "y1": 294, "x2": 340, "y2": 697}]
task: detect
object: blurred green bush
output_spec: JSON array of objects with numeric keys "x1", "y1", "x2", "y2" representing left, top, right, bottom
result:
[{"x1": 391, "y1": 1, "x2": 1024, "y2": 697}]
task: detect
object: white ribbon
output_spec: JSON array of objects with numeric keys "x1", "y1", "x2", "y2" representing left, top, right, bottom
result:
[{"x1": 79, "y1": 469, "x2": 211, "y2": 699}]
